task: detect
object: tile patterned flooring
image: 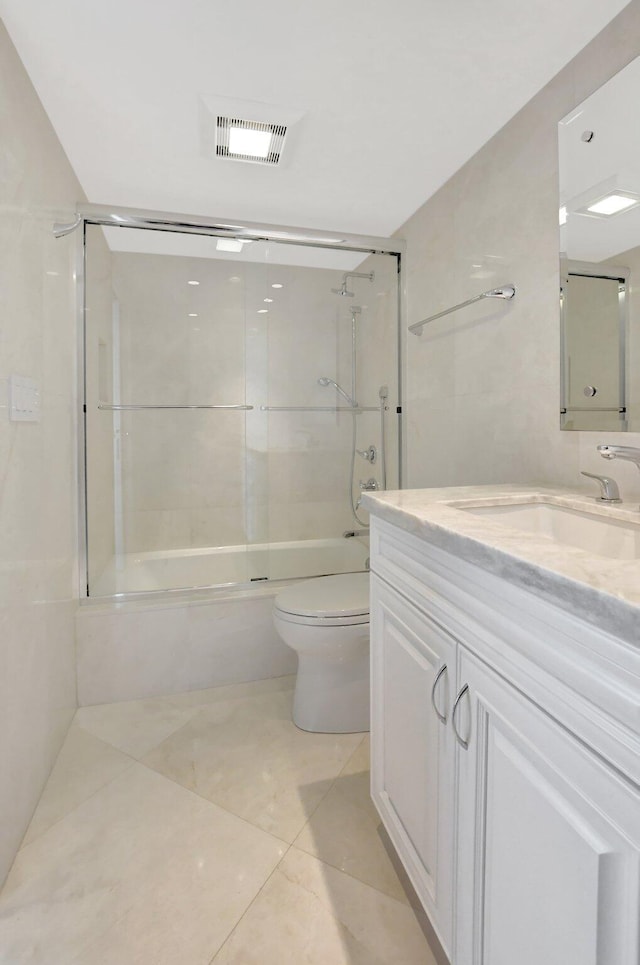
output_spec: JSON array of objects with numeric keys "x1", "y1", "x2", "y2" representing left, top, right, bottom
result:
[{"x1": 0, "y1": 676, "x2": 437, "y2": 964}]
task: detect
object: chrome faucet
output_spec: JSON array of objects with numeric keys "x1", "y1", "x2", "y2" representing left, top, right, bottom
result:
[
  {"x1": 355, "y1": 477, "x2": 379, "y2": 512},
  {"x1": 580, "y1": 471, "x2": 621, "y2": 503},
  {"x1": 597, "y1": 444, "x2": 640, "y2": 470}
]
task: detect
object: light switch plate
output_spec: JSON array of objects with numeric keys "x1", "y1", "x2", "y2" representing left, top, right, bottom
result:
[{"x1": 9, "y1": 375, "x2": 40, "y2": 422}]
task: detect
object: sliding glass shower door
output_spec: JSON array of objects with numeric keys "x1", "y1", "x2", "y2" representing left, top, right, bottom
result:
[{"x1": 83, "y1": 221, "x2": 399, "y2": 597}]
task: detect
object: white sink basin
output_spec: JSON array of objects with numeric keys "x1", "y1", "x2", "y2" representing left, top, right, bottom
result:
[{"x1": 460, "y1": 501, "x2": 640, "y2": 560}]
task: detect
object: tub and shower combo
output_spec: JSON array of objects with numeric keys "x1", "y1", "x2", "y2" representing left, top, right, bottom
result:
[{"x1": 71, "y1": 207, "x2": 403, "y2": 709}]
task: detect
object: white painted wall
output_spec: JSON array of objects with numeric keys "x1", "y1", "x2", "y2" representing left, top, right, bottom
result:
[
  {"x1": 399, "y1": 1, "x2": 640, "y2": 507},
  {"x1": 0, "y1": 22, "x2": 79, "y2": 884}
]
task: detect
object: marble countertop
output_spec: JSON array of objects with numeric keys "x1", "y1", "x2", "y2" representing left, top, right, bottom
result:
[{"x1": 362, "y1": 484, "x2": 640, "y2": 644}]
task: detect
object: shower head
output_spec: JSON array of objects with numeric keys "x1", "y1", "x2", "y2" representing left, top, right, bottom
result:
[
  {"x1": 317, "y1": 377, "x2": 356, "y2": 408},
  {"x1": 331, "y1": 282, "x2": 354, "y2": 297}
]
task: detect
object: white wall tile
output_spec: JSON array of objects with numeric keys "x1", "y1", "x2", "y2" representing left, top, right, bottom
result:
[
  {"x1": 76, "y1": 594, "x2": 297, "y2": 706},
  {"x1": 400, "y1": 3, "x2": 640, "y2": 499},
  {"x1": 0, "y1": 23, "x2": 80, "y2": 884}
]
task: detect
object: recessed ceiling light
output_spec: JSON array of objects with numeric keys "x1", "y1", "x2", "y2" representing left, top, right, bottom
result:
[
  {"x1": 587, "y1": 194, "x2": 638, "y2": 216},
  {"x1": 271, "y1": 283, "x2": 283, "y2": 289},
  {"x1": 188, "y1": 280, "x2": 200, "y2": 286},
  {"x1": 216, "y1": 116, "x2": 287, "y2": 165},
  {"x1": 257, "y1": 309, "x2": 269, "y2": 314},
  {"x1": 188, "y1": 313, "x2": 198, "y2": 317},
  {"x1": 216, "y1": 238, "x2": 244, "y2": 253},
  {"x1": 264, "y1": 297, "x2": 273, "y2": 303},
  {"x1": 228, "y1": 127, "x2": 271, "y2": 158},
  {"x1": 559, "y1": 206, "x2": 567, "y2": 226}
]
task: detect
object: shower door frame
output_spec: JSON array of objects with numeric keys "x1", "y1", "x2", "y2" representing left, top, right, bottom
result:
[{"x1": 73, "y1": 203, "x2": 406, "y2": 602}]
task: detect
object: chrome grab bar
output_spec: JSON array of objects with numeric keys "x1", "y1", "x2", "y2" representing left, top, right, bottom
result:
[
  {"x1": 431, "y1": 664, "x2": 448, "y2": 724},
  {"x1": 452, "y1": 684, "x2": 470, "y2": 748},
  {"x1": 98, "y1": 404, "x2": 254, "y2": 410}
]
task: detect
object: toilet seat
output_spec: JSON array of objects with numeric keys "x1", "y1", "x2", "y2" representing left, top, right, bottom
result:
[{"x1": 274, "y1": 573, "x2": 370, "y2": 627}]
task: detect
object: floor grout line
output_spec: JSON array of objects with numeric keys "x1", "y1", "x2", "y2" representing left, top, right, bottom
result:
[
  {"x1": 134, "y1": 755, "x2": 293, "y2": 847},
  {"x1": 289, "y1": 732, "x2": 369, "y2": 848},
  {"x1": 206, "y1": 841, "x2": 295, "y2": 965}
]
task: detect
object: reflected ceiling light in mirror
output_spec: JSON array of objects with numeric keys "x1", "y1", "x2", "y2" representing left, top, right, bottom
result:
[
  {"x1": 187, "y1": 280, "x2": 200, "y2": 285},
  {"x1": 569, "y1": 176, "x2": 640, "y2": 220},
  {"x1": 587, "y1": 194, "x2": 638, "y2": 216},
  {"x1": 271, "y1": 283, "x2": 283, "y2": 288}
]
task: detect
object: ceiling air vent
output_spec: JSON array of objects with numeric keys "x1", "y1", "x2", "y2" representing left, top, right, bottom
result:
[{"x1": 216, "y1": 117, "x2": 287, "y2": 165}]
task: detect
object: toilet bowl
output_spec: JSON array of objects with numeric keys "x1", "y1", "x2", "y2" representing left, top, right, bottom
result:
[{"x1": 273, "y1": 572, "x2": 370, "y2": 734}]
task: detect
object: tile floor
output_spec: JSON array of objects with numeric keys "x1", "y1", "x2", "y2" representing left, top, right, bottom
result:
[{"x1": 0, "y1": 675, "x2": 437, "y2": 964}]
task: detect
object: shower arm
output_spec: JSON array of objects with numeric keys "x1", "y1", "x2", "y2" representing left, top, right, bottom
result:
[{"x1": 343, "y1": 271, "x2": 374, "y2": 284}]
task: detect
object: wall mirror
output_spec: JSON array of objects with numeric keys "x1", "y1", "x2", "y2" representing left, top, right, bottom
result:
[{"x1": 558, "y1": 55, "x2": 640, "y2": 430}]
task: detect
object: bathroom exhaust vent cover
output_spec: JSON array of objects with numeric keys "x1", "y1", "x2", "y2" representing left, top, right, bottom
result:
[{"x1": 216, "y1": 117, "x2": 287, "y2": 165}]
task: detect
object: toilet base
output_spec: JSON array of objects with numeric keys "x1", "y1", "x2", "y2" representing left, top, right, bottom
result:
[{"x1": 292, "y1": 644, "x2": 370, "y2": 734}]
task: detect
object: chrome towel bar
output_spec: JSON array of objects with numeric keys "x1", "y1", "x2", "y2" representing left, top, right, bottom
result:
[
  {"x1": 409, "y1": 284, "x2": 516, "y2": 335},
  {"x1": 259, "y1": 405, "x2": 380, "y2": 413}
]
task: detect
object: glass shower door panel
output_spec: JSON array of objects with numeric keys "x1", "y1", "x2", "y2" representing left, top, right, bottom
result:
[
  {"x1": 260, "y1": 246, "x2": 399, "y2": 582},
  {"x1": 84, "y1": 224, "x2": 250, "y2": 596}
]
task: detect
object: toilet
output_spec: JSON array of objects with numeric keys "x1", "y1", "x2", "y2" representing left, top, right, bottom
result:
[{"x1": 273, "y1": 572, "x2": 370, "y2": 734}]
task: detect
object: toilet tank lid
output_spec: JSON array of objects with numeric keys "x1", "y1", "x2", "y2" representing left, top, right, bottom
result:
[{"x1": 275, "y1": 573, "x2": 370, "y2": 618}]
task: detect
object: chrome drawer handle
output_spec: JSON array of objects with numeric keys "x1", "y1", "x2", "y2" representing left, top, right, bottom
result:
[
  {"x1": 452, "y1": 684, "x2": 470, "y2": 749},
  {"x1": 431, "y1": 664, "x2": 448, "y2": 723}
]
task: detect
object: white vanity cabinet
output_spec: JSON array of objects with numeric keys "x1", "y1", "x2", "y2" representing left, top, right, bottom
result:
[
  {"x1": 370, "y1": 576, "x2": 456, "y2": 957},
  {"x1": 455, "y1": 646, "x2": 640, "y2": 965},
  {"x1": 369, "y1": 516, "x2": 640, "y2": 965}
]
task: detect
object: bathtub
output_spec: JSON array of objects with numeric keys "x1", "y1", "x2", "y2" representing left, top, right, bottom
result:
[
  {"x1": 90, "y1": 536, "x2": 369, "y2": 597},
  {"x1": 77, "y1": 535, "x2": 370, "y2": 705}
]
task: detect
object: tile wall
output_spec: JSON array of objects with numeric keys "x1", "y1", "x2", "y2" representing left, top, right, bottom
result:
[
  {"x1": 400, "y1": 1, "x2": 640, "y2": 504},
  {"x1": 0, "y1": 22, "x2": 80, "y2": 884}
]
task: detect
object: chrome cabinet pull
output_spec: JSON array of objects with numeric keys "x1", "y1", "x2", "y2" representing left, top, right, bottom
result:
[
  {"x1": 430, "y1": 664, "x2": 448, "y2": 723},
  {"x1": 452, "y1": 684, "x2": 470, "y2": 749}
]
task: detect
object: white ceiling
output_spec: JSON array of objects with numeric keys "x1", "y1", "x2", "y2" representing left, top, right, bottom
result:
[
  {"x1": 559, "y1": 54, "x2": 640, "y2": 262},
  {"x1": 0, "y1": 0, "x2": 631, "y2": 238}
]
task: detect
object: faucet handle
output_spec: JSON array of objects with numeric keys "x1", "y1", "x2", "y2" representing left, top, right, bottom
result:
[
  {"x1": 359, "y1": 477, "x2": 379, "y2": 492},
  {"x1": 580, "y1": 471, "x2": 621, "y2": 503}
]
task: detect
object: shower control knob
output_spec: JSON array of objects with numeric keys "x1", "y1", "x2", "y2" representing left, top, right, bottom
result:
[
  {"x1": 356, "y1": 445, "x2": 377, "y2": 463},
  {"x1": 583, "y1": 385, "x2": 597, "y2": 397}
]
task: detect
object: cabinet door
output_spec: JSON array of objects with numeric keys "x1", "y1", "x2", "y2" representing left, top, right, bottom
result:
[
  {"x1": 370, "y1": 575, "x2": 456, "y2": 956},
  {"x1": 455, "y1": 646, "x2": 640, "y2": 965}
]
